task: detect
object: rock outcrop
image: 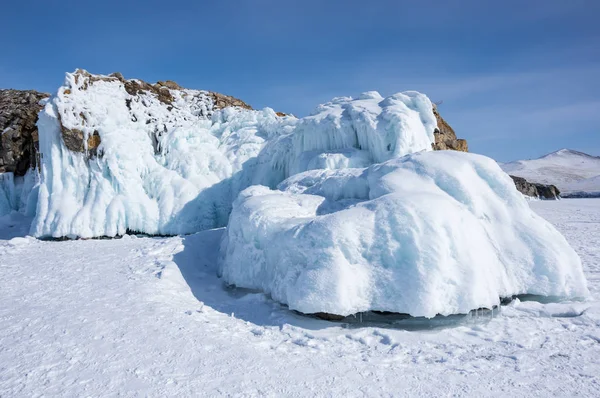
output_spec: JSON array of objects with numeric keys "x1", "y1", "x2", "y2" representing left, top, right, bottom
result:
[
  {"x1": 55, "y1": 70, "x2": 254, "y2": 158},
  {"x1": 431, "y1": 104, "x2": 468, "y2": 152},
  {"x1": 0, "y1": 89, "x2": 50, "y2": 176},
  {"x1": 510, "y1": 175, "x2": 560, "y2": 199},
  {"x1": 534, "y1": 182, "x2": 561, "y2": 199},
  {"x1": 209, "y1": 91, "x2": 252, "y2": 111}
]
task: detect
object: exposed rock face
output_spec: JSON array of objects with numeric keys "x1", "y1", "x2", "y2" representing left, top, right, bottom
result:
[
  {"x1": 209, "y1": 92, "x2": 252, "y2": 111},
  {"x1": 0, "y1": 89, "x2": 50, "y2": 176},
  {"x1": 510, "y1": 175, "x2": 560, "y2": 199},
  {"x1": 432, "y1": 104, "x2": 468, "y2": 152},
  {"x1": 510, "y1": 175, "x2": 538, "y2": 197},
  {"x1": 535, "y1": 182, "x2": 561, "y2": 199}
]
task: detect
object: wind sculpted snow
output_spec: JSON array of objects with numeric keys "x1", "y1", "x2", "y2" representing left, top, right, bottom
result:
[{"x1": 220, "y1": 151, "x2": 590, "y2": 317}]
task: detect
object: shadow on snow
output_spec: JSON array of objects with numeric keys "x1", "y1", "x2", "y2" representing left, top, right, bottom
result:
[{"x1": 172, "y1": 229, "x2": 502, "y2": 331}]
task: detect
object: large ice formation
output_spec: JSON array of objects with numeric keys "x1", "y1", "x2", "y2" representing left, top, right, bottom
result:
[
  {"x1": 12, "y1": 69, "x2": 590, "y2": 318},
  {"x1": 30, "y1": 71, "x2": 293, "y2": 237},
  {"x1": 219, "y1": 151, "x2": 590, "y2": 318},
  {"x1": 31, "y1": 71, "x2": 436, "y2": 238}
]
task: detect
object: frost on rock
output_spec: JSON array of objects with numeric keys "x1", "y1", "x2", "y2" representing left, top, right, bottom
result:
[
  {"x1": 32, "y1": 71, "x2": 436, "y2": 238},
  {"x1": 220, "y1": 151, "x2": 589, "y2": 318}
]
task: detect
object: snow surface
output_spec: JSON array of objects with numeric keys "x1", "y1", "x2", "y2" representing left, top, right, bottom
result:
[
  {"x1": 501, "y1": 149, "x2": 600, "y2": 196},
  {"x1": 1, "y1": 199, "x2": 599, "y2": 396},
  {"x1": 30, "y1": 72, "x2": 436, "y2": 238},
  {"x1": 220, "y1": 151, "x2": 589, "y2": 317}
]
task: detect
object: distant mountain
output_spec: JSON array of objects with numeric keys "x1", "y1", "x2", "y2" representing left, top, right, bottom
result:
[{"x1": 501, "y1": 149, "x2": 600, "y2": 197}]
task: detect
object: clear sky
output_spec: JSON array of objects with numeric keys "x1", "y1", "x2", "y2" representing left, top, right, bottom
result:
[{"x1": 1, "y1": 0, "x2": 598, "y2": 162}]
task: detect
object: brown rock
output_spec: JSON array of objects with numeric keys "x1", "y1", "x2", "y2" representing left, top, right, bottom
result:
[
  {"x1": 431, "y1": 104, "x2": 469, "y2": 152},
  {"x1": 209, "y1": 92, "x2": 252, "y2": 111},
  {"x1": 0, "y1": 89, "x2": 50, "y2": 175},
  {"x1": 510, "y1": 175, "x2": 538, "y2": 197},
  {"x1": 123, "y1": 79, "x2": 174, "y2": 105},
  {"x1": 156, "y1": 80, "x2": 183, "y2": 90},
  {"x1": 60, "y1": 123, "x2": 101, "y2": 156}
]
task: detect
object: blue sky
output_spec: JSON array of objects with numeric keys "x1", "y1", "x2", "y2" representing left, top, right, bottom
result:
[{"x1": 1, "y1": 0, "x2": 598, "y2": 161}]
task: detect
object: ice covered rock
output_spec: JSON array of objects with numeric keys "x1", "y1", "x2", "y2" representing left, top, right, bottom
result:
[
  {"x1": 32, "y1": 71, "x2": 437, "y2": 238},
  {"x1": 283, "y1": 90, "x2": 437, "y2": 174},
  {"x1": 247, "y1": 90, "x2": 438, "y2": 190},
  {"x1": 31, "y1": 70, "x2": 297, "y2": 238},
  {"x1": 219, "y1": 151, "x2": 589, "y2": 318}
]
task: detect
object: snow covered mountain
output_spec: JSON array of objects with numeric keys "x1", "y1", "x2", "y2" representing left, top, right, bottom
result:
[{"x1": 501, "y1": 149, "x2": 600, "y2": 197}]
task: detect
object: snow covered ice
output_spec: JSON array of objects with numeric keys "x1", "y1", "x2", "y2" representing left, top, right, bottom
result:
[{"x1": 220, "y1": 150, "x2": 589, "y2": 317}]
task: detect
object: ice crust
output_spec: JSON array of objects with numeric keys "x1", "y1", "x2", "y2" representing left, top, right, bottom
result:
[{"x1": 220, "y1": 151, "x2": 590, "y2": 317}]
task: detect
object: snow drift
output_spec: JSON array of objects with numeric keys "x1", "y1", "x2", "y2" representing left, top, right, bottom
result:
[
  {"x1": 31, "y1": 71, "x2": 436, "y2": 238},
  {"x1": 220, "y1": 151, "x2": 589, "y2": 318}
]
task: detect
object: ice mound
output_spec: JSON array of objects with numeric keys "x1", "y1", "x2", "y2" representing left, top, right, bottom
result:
[
  {"x1": 259, "y1": 90, "x2": 437, "y2": 181},
  {"x1": 31, "y1": 70, "x2": 437, "y2": 238},
  {"x1": 219, "y1": 151, "x2": 589, "y2": 318}
]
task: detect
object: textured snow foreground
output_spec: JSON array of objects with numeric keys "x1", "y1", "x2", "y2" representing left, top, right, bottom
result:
[{"x1": 0, "y1": 199, "x2": 599, "y2": 397}]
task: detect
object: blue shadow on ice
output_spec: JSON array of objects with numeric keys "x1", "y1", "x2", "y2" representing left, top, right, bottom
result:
[{"x1": 172, "y1": 229, "x2": 502, "y2": 331}]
